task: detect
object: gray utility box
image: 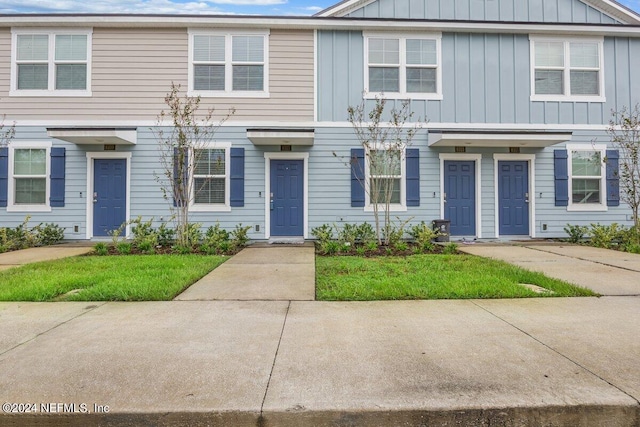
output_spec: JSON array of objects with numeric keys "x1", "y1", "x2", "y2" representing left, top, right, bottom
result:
[{"x1": 432, "y1": 219, "x2": 450, "y2": 242}]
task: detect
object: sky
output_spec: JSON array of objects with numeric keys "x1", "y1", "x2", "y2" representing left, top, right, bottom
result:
[{"x1": 0, "y1": 0, "x2": 638, "y2": 16}]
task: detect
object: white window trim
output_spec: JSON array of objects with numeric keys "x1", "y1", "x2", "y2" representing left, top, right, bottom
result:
[
  {"x1": 529, "y1": 35, "x2": 605, "y2": 103},
  {"x1": 566, "y1": 143, "x2": 608, "y2": 212},
  {"x1": 10, "y1": 28, "x2": 92, "y2": 97},
  {"x1": 7, "y1": 141, "x2": 53, "y2": 213},
  {"x1": 188, "y1": 29, "x2": 270, "y2": 98},
  {"x1": 363, "y1": 31, "x2": 443, "y2": 101},
  {"x1": 189, "y1": 142, "x2": 232, "y2": 212},
  {"x1": 364, "y1": 144, "x2": 407, "y2": 212}
]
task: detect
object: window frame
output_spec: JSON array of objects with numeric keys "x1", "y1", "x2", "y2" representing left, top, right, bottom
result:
[
  {"x1": 188, "y1": 29, "x2": 270, "y2": 98},
  {"x1": 7, "y1": 141, "x2": 52, "y2": 213},
  {"x1": 364, "y1": 32, "x2": 442, "y2": 101},
  {"x1": 566, "y1": 143, "x2": 607, "y2": 212},
  {"x1": 529, "y1": 36, "x2": 605, "y2": 103},
  {"x1": 364, "y1": 145, "x2": 407, "y2": 212},
  {"x1": 10, "y1": 28, "x2": 92, "y2": 97},
  {"x1": 189, "y1": 142, "x2": 232, "y2": 212}
]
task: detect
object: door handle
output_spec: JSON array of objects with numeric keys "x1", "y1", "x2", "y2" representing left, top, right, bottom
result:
[
  {"x1": 270, "y1": 200, "x2": 274, "y2": 210},
  {"x1": 525, "y1": 192, "x2": 530, "y2": 203},
  {"x1": 93, "y1": 192, "x2": 98, "y2": 203},
  {"x1": 443, "y1": 192, "x2": 447, "y2": 203}
]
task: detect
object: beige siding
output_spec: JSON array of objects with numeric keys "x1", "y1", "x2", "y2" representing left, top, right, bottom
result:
[{"x1": 0, "y1": 27, "x2": 314, "y2": 123}]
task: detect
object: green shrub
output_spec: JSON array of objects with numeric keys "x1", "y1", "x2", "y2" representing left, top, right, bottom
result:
[
  {"x1": 408, "y1": 221, "x2": 439, "y2": 253},
  {"x1": 564, "y1": 224, "x2": 588, "y2": 244},
  {"x1": 231, "y1": 224, "x2": 251, "y2": 250},
  {"x1": 355, "y1": 222, "x2": 376, "y2": 245},
  {"x1": 393, "y1": 241, "x2": 409, "y2": 252},
  {"x1": 365, "y1": 241, "x2": 379, "y2": 253},
  {"x1": 443, "y1": 242, "x2": 459, "y2": 255},
  {"x1": 131, "y1": 217, "x2": 157, "y2": 247},
  {"x1": 116, "y1": 242, "x2": 132, "y2": 255},
  {"x1": 311, "y1": 224, "x2": 334, "y2": 246},
  {"x1": 173, "y1": 245, "x2": 193, "y2": 255},
  {"x1": 321, "y1": 241, "x2": 341, "y2": 255},
  {"x1": 385, "y1": 218, "x2": 412, "y2": 247},
  {"x1": 355, "y1": 246, "x2": 366, "y2": 256},
  {"x1": 137, "y1": 240, "x2": 155, "y2": 254},
  {"x1": 156, "y1": 222, "x2": 176, "y2": 247},
  {"x1": 94, "y1": 242, "x2": 108, "y2": 256},
  {"x1": 588, "y1": 223, "x2": 623, "y2": 249},
  {"x1": 337, "y1": 223, "x2": 359, "y2": 247},
  {"x1": 203, "y1": 223, "x2": 230, "y2": 254},
  {"x1": 34, "y1": 223, "x2": 65, "y2": 246}
]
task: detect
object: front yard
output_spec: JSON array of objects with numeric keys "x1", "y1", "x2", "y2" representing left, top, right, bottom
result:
[{"x1": 0, "y1": 255, "x2": 227, "y2": 301}]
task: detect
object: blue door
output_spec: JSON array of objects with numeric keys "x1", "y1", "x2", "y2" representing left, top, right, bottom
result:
[
  {"x1": 498, "y1": 161, "x2": 529, "y2": 236},
  {"x1": 93, "y1": 159, "x2": 127, "y2": 237},
  {"x1": 444, "y1": 161, "x2": 476, "y2": 236},
  {"x1": 271, "y1": 160, "x2": 304, "y2": 237}
]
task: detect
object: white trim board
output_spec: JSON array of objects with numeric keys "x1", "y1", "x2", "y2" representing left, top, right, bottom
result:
[
  {"x1": 263, "y1": 152, "x2": 310, "y2": 240},
  {"x1": 493, "y1": 154, "x2": 536, "y2": 239}
]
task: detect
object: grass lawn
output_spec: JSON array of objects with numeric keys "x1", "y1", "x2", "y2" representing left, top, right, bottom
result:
[
  {"x1": 316, "y1": 255, "x2": 596, "y2": 300},
  {"x1": 0, "y1": 255, "x2": 227, "y2": 301}
]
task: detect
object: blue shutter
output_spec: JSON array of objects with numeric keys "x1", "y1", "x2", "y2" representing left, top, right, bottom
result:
[
  {"x1": 230, "y1": 147, "x2": 244, "y2": 207},
  {"x1": 606, "y1": 149, "x2": 620, "y2": 207},
  {"x1": 173, "y1": 147, "x2": 188, "y2": 207},
  {"x1": 49, "y1": 147, "x2": 66, "y2": 207},
  {"x1": 405, "y1": 148, "x2": 420, "y2": 207},
  {"x1": 554, "y1": 149, "x2": 569, "y2": 207},
  {"x1": 351, "y1": 148, "x2": 365, "y2": 207},
  {"x1": 0, "y1": 147, "x2": 8, "y2": 208}
]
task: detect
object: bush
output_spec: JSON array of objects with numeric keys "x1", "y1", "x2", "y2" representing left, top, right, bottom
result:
[
  {"x1": 0, "y1": 217, "x2": 64, "y2": 252},
  {"x1": 408, "y1": 221, "x2": 439, "y2": 253},
  {"x1": 443, "y1": 242, "x2": 459, "y2": 255},
  {"x1": 94, "y1": 242, "x2": 108, "y2": 256},
  {"x1": 203, "y1": 223, "x2": 230, "y2": 254},
  {"x1": 131, "y1": 217, "x2": 157, "y2": 247},
  {"x1": 116, "y1": 242, "x2": 132, "y2": 255},
  {"x1": 588, "y1": 223, "x2": 623, "y2": 249},
  {"x1": 337, "y1": 223, "x2": 359, "y2": 247},
  {"x1": 311, "y1": 224, "x2": 334, "y2": 246},
  {"x1": 156, "y1": 222, "x2": 176, "y2": 247},
  {"x1": 564, "y1": 224, "x2": 588, "y2": 244},
  {"x1": 35, "y1": 223, "x2": 65, "y2": 246},
  {"x1": 231, "y1": 224, "x2": 251, "y2": 250}
]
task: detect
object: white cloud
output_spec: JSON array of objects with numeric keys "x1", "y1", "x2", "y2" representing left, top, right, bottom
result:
[{"x1": 0, "y1": 0, "x2": 229, "y2": 14}]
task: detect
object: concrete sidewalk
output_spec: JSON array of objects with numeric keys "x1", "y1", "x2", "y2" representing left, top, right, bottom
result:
[
  {"x1": 0, "y1": 298, "x2": 638, "y2": 426},
  {"x1": 0, "y1": 243, "x2": 94, "y2": 271},
  {"x1": 458, "y1": 243, "x2": 640, "y2": 296}
]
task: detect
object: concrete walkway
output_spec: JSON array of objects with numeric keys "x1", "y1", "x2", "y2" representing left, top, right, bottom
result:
[
  {"x1": 175, "y1": 244, "x2": 316, "y2": 301},
  {"x1": 458, "y1": 242, "x2": 640, "y2": 296},
  {"x1": 0, "y1": 242, "x2": 93, "y2": 271}
]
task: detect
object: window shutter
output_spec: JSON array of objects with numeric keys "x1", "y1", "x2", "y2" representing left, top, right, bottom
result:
[
  {"x1": 406, "y1": 148, "x2": 420, "y2": 207},
  {"x1": 50, "y1": 147, "x2": 66, "y2": 207},
  {"x1": 173, "y1": 147, "x2": 189, "y2": 207},
  {"x1": 554, "y1": 149, "x2": 569, "y2": 207},
  {"x1": 606, "y1": 149, "x2": 620, "y2": 207},
  {"x1": 230, "y1": 147, "x2": 244, "y2": 207},
  {"x1": 0, "y1": 147, "x2": 8, "y2": 207},
  {"x1": 351, "y1": 148, "x2": 365, "y2": 207}
]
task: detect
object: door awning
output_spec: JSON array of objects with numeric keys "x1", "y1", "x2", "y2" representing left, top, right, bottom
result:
[
  {"x1": 247, "y1": 128, "x2": 314, "y2": 146},
  {"x1": 428, "y1": 130, "x2": 572, "y2": 148},
  {"x1": 47, "y1": 127, "x2": 137, "y2": 145}
]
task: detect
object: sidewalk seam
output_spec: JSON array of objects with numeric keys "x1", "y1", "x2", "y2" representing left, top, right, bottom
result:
[
  {"x1": 258, "y1": 300, "x2": 291, "y2": 424},
  {"x1": 0, "y1": 303, "x2": 106, "y2": 357},
  {"x1": 527, "y1": 245, "x2": 640, "y2": 274},
  {"x1": 471, "y1": 300, "x2": 640, "y2": 407}
]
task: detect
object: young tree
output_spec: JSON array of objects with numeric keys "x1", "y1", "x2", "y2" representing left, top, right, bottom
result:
[
  {"x1": 607, "y1": 105, "x2": 640, "y2": 229},
  {"x1": 153, "y1": 83, "x2": 235, "y2": 247},
  {"x1": 0, "y1": 114, "x2": 15, "y2": 147},
  {"x1": 345, "y1": 97, "x2": 422, "y2": 245}
]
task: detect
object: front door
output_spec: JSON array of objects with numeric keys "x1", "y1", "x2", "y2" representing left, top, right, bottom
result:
[
  {"x1": 498, "y1": 161, "x2": 529, "y2": 236},
  {"x1": 270, "y1": 160, "x2": 304, "y2": 237},
  {"x1": 93, "y1": 159, "x2": 127, "y2": 237},
  {"x1": 444, "y1": 161, "x2": 476, "y2": 236}
]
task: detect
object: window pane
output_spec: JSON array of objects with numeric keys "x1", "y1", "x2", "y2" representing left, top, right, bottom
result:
[
  {"x1": 15, "y1": 178, "x2": 46, "y2": 204},
  {"x1": 55, "y1": 35, "x2": 87, "y2": 61},
  {"x1": 17, "y1": 64, "x2": 48, "y2": 90},
  {"x1": 534, "y1": 70, "x2": 563, "y2": 95},
  {"x1": 535, "y1": 41, "x2": 564, "y2": 67},
  {"x1": 17, "y1": 35, "x2": 48, "y2": 61},
  {"x1": 194, "y1": 149, "x2": 225, "y2": 176},
  {"x1": 14, "y1": 149, "x2": 46, "y2": 175},
  {"x1": 406, "y1": 68, "x2": 436, "y2": 93},
  {"x1": 56, "y1": 64, "x2": 86, "y2": 90},
  {"x1": 232, "y1": 36, "x2": 264, "y2": 62},
  {"x1": 369, "y1": 149, "x2": 401, "y2": 176},
  {"x1": 368, "y1": 38, "x2": 399, "y2": 64},
  {"x1": 194, "y1": 177, "x2": 225, "y2": 204},
  {"x1": 570, "y1": 42, "x2": 599, "y2": 68},
  {"x1": 406, "y1": 39, "x2": 437, "y2": 65},
  {"x1": 193, "y1": 35, "x2": 225, "y2": 62},
  {"x1": 370, "y1": 178, "x2": 401, "y2": 204},
  {"x1": 572, "y1": 178, "x2": 600, "y2": 204},
  {"x1": 369, "y1": 67, "x2": 399, "y2": 92},
  {"x1": 572, "y1": 151, "x2": 601, "y2": 176},
  {"x1": 570, "y1": 70, "x2": 599, "y2": 95},
  {"x1": 232, "y1": 65, "x2": 263, "y2": 91},
  {"x1": 194, "y1": 65, "x2": 224, "y2": 90}
]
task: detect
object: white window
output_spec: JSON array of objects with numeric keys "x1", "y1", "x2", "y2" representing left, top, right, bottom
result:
[
  {"x1": 190, "y1": 143, "x2": 231, "y2": 212},
  {"x1": 365, "y1": 146, "x2": 406, "y2": 211},
  {"x1": 7, "y1": 142, "x2": 52, "y2": 212},
  {"x1": 567, "y1": 144, "x2": 607, "y2": 211},
  {"x1": 11, "y1": 29, "x2": 92, "y2": 96},
  {"x1": 530, "y1": 37, "x2": 604, "y2": 102},
  {"x1": 189, "y1": 30, "x2": 269, "y2": 97},
  {"x1": 364, "y1": 32, "x2": 442, "y2": 100}
]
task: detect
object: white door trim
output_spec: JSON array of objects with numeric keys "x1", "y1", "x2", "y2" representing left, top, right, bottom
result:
[
  {"x1": 493, "y1": 154, "x2": 536, "y2": 238},
  {"x1": 86, "y1": 152, "x2": 132, "y2": 239},
  {"x1": 439, "y1": 153, "x2": 483, "y2": 238},
  {"x1": 264, "y1": 152, "x2": 310, "y2": 239}
]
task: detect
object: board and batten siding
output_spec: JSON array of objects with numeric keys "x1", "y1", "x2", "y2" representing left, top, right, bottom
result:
[
  {"x1": 345, "y1": 0, "x2": 621, "y2": 23},
  {"x1": 317, "y1": 31, "x2": 640, "y2": 126},
  {"x1": 0, "y1": 28, "x2": 314, "y2": 123}
]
